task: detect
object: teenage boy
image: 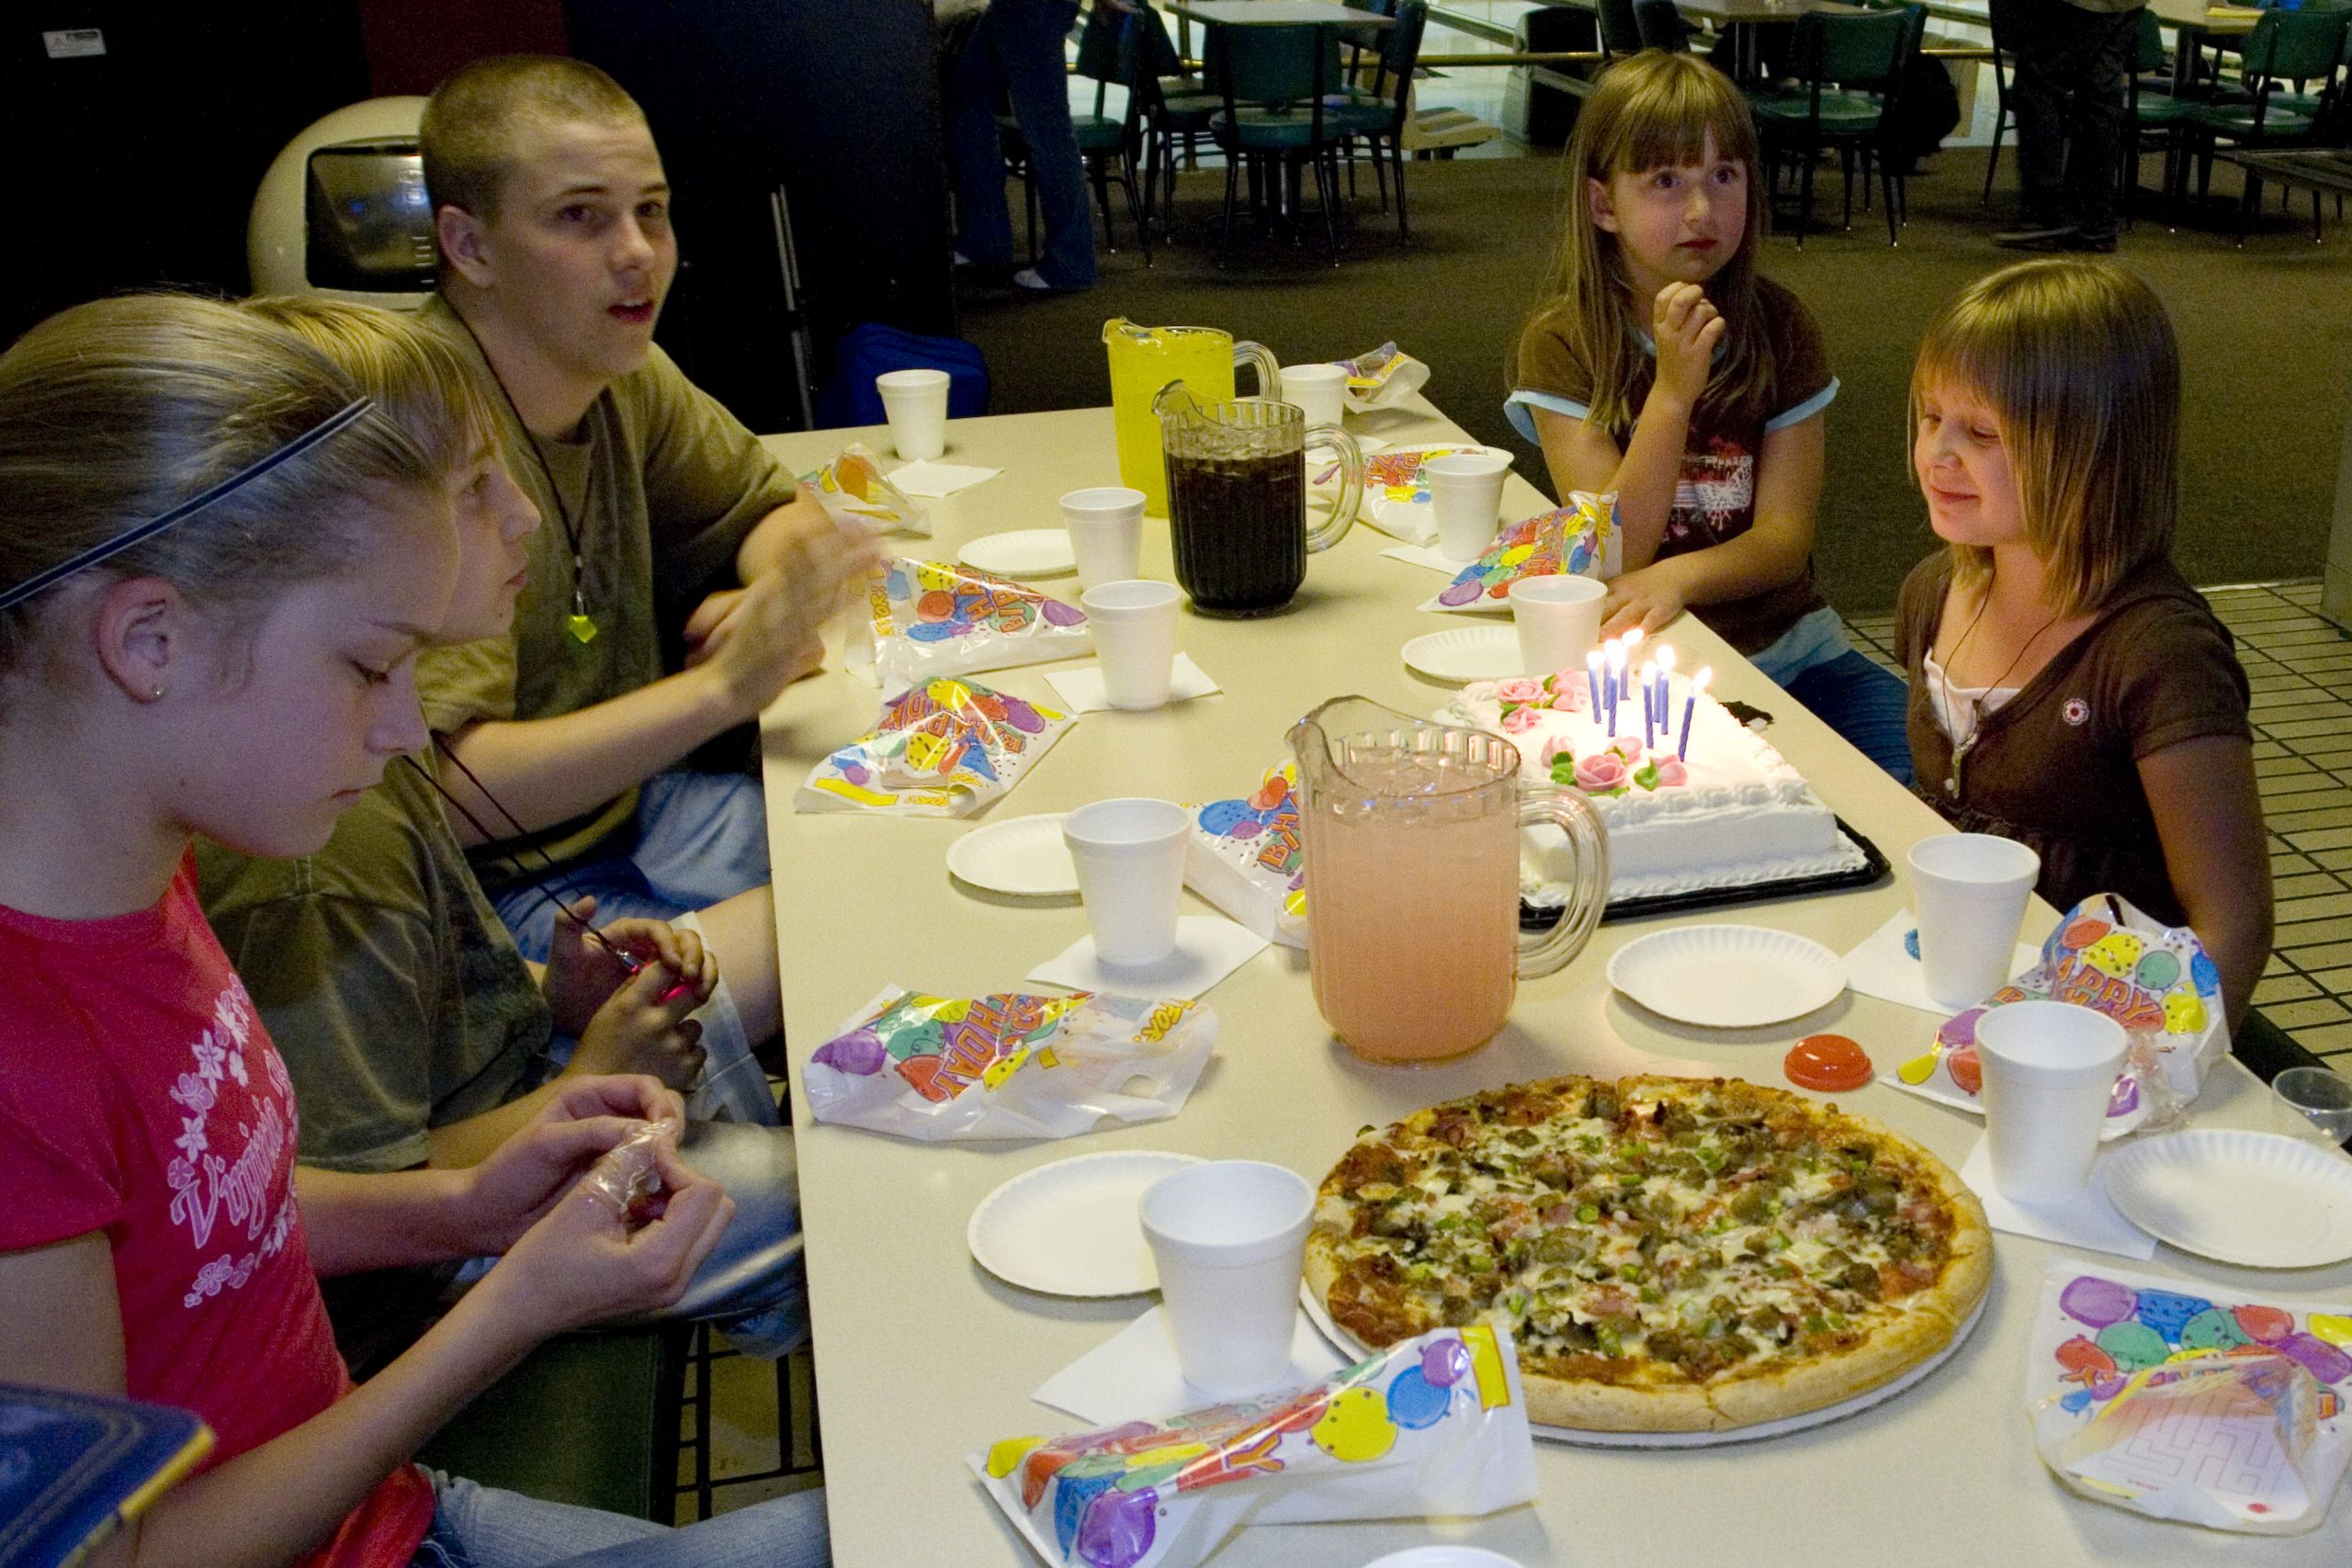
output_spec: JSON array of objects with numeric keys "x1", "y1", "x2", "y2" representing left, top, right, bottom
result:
[{"x1": 414, "y1": 54, "x2": 877, "y2": 974}]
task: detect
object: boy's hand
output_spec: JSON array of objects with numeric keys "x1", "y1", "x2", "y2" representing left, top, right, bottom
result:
[
  {"x1": 691, "y1": 510, "x2": 885, "y2": 682},
  {"x1": 1650, "y1": 282, "x2": 1724, "y2": 412},
  {"x1": 1600, "y1": 564, "x2": 1690, "y2": 640},
  {"x1": 457, "y1": 1077, "x2": 686, "y2": 1252},
  {"x1": 543, "y1": 900, "x2": 707, "y2": 1034},
  {"x1": 484, "y1": 1137, "x2": 735, "y2": 1337},
  {"x1": 569, "y1": 960, "x2": 714, "y2": 1089},
  {"x1": 702, "y1": 570, "x2": 839, "y2": 719}
]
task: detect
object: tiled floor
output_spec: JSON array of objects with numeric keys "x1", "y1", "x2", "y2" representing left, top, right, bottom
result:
[{"x1": 1848, "y1": 578, "x2": 2352, "y2": 1070}]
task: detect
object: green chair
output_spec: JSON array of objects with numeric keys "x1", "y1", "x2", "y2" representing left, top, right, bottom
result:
[
  {"x1": 1136, "y1": 0, "x2": 1222, "y2": 237},
  {"x1": 1634, "y1": 0, "x2": 1692, "y2": 52},
  {"x1": 1206, "y1": 20, "x2": 1351, "y2": 265},
  {"x1": 1747, "y1": 6, "x2": 1919, "y2": 245},
  {"x1": 999, "y1": 3, "x2": 1152, "y2": 265},
  {"x1": 1597, "y1": 0, "x2": 1644, "y2": 60},
  {"x1": 2122, "y1": 6, "x2": 2197, "y2": 229},
  {"x1": 2181, "y1": 5, "x2": 2351, "y2": 231},
  {"x1": 1327, "y1": 1, "x2": 1430, "y2": 238}
]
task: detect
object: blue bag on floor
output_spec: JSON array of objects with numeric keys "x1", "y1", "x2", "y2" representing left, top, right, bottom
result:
[{"x1": 815, "y1": 322, "x2": 991, "y2": 429}]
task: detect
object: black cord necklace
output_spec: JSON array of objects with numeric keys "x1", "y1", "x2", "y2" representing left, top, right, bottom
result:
[
  {"x1": 1935, "y1": 581, "x2": 2062, "y2": 800},
  {"x1": 450, "y1": 311, "x2": 601, "y2": 648}
]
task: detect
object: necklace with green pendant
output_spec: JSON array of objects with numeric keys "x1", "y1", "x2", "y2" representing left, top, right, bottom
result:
[{"x1": 458, "y1": 316, "x2": 601, "y2": 647}]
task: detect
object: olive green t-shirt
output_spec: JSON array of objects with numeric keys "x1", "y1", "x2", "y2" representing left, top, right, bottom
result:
[
  {"x1": 413, "y1": 297, "x2": 800, "y2": 889},
  {"x1": 195, "y1": 758, "x2": 549, "y2": 1174}
]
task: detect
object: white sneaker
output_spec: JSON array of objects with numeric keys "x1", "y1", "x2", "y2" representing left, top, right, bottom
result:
[{"x1": 1012, "y1": 268, "x2": 1052, "y2": 290}]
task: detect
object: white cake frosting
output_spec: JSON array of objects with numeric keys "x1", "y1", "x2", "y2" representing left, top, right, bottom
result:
[{"x1": 1443, "y1": 672, "x2": 1866, "y2": 903}]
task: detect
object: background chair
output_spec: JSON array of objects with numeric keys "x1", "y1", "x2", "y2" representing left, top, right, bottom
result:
[
  {"x1": 1748, "y1": 6, "x2": 1921, "y2": 245},
  {"x1": 999, "y1": 2, "x2": 1151, "y2": 266},
  {"x1": 1136, "y1": 1, "x2": 1223, "y2": 239},
  {"x1": 2121, "y1": 5, "x2": 2196, "y2": 230},
  {"x1": 1207, "y1": 20, "x2": 1351, "y2": 265},
  {"x1": 1329, "y1": 1, "x2": 1430, "y2": 239},
  {"x1": 2180, "y1": 4, "x2": 2350, "y2": 231},
  {"x1": 1597, "y1": 0, "x2": 1645, "y2": 61},
  {"x1": 1977, "y1": 0, "x2": 2015, "y2": 206},
  {"x1": 1634, "y1": 0, "x2": 1692, "y2": 53}
]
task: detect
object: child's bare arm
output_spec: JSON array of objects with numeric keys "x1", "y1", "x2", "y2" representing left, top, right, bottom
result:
[{"x1": 2141, "y1": 734, "x2": 2271, "y2": 1029}]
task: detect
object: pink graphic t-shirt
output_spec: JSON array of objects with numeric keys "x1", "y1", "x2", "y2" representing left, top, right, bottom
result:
[{"x1": 0, "y1": 858, "x2": 434, "y2": 1567}]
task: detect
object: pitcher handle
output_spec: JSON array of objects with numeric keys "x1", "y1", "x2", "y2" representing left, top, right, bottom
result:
[
  {"x1": 1234, "y1": 339, "x2": 1281, "y2": 401},
  {"x1": 1303, "y1": 424, "x2": 1362, "y2": 554},
  {"x1": 1515, "y1": 785, "x2": 1609, "y2": 979}
]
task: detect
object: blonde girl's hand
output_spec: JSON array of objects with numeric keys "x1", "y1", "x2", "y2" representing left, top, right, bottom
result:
[
  {"x1": 458, "y1": 1076, "x2": 686, "y2": 1250},
  {"x1": 1600, "y1": 565, "x2": 1689, "y2": 640},
  {"x1": 484, "y1": 1138, "x2": 735, "y2": 1337},
  {"x1": 570, "y1": 960, "x2": 712, "y2": 1089},
  {"x1": 1651, "y1": 282, "x2": 1725, "y2": 411}
]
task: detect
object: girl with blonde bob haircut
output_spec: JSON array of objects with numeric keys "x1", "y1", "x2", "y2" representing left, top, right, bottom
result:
[
  {"x1": 1508, "y1": 51, "x2": 1914, "y2": 783},
  {"x1": 1897, "y1": 259, "x2": 2268, "y2": 1027},
  {"x1": 0, "y1": 293, "x2": 826, "y2": 1568}
]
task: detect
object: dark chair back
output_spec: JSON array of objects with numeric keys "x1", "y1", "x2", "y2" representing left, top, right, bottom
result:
[
  {"x1": 2134, "y1": 6, "x2": 2168, "y2": 74},
  {"x1": 2240, "y1": 6, "x2": 2351, "y2": 85},
  {"x1": 1794, "y1": 6, "x2": 1909, "y2": 89},
  {"x1": 1597, "y1": 0, "x2": 1643, "y2": 58},
  {"x1": 1211, "y1": 22, "x2": 1327, "y2": 113},
  {"x1": 1634, "y1": 0, "x2": 1687, "y2": 52}
]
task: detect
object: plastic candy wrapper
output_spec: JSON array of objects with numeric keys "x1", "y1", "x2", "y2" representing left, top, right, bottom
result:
[
  {"x1": 1336, "y1": 341, "x2": 1430, "y2": 412},
  {"x1": 2027, "y1": 1258, "x2": 2352, "y2": 1534},
  {"x1": 1422, "y1": 492, "x2": 1618, "y2": 614},
  {"x1": 800, "y1": 444, "x2": 930, "y2": 536},
  {"x1": 807, "y1": 986, "x2": 1216, "y2": 1141},
  {"x1": 972, "y1": 1325, "x2": 1537, "y2": 1568},
  {"x1": 1883, "y1": 893, "x2": 2228, "y2": 1137},
  {"x1": 1182, "y1": 761, "x2": 1306, "y2": 948},
  {"x1": 846, "y1": 557, "x2": 1089, "y2": 689},
  {"x1": 797, "y1": 678, "x2": 1073, "y2": 818},
  {"x1": 1357, "y1": 444, "x2": 1511, "y2": 547},
  {"x1": 579, "y1": 1117, "x2": 680, "y2": 1224}
]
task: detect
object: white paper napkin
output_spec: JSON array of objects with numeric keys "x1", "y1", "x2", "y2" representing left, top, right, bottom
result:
[
  {"x1": 1844, "y1": 908, "x2": 2039, "y2": 1016},
  {"x1": 1034, "y1": 1304, "x2": 1349, "y2": 1425},
  {"x1": 1030, "y1": 915, "x2": 1271, "y2": 1001},
  {"x1": 886, "y1": 458, "x2": 1000, "y2": 497},
  {"x1": 1959, "y1": 1135, "x2": 2156, "y2": 1259},
  {"x1": 1381, "y1": 542, "x2": 1476, "y2": 576},
  {"x1": 1042, "y1": 653, "x2": 1221, "y2": 714}
]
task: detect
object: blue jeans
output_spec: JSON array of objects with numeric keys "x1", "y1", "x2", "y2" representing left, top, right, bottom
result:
[
  {"x1": 495, "y1": 771, "x2": 770, "y2": 964},
  {"x1": 1782, "y1": 650, "x2": 1916, "y2": 787},
  {"x1": 413, "y1": 1472, "x2": 826, "y2": 1568},
  {"x1": 946, "y1": 0, "x2": 1099, "y2": 287}
]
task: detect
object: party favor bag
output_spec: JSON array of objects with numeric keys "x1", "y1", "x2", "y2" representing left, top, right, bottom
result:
[
  {"x1": 1424, "y1": 492, "x2": 1617, "y2": 613},
  {"x1": 975, "y1": 1325, "x2": 1538, "y2": 1568},
  {"x1": 1359, "y1": 445, "x2": 1512, "y2": 547},
  {"x1": 1337, "y1": 341, "x2": 1430, "y2": 412},
  {"x1": 1184, "y1": 761, "x2": 1306, "y2": 948},
  {"x1": 1883, "y1": 894, "x2": 2229, "y2": 1136},
  {"x1": 800, "y1": 443, "x2": 930, "y2": 536},
  {"x1": 2027, "y1": 1258, "x2": 2352, "y2": 1533},
  {"x1": 797, "y1": 679, "x2": 1073, "y2": 818},
  {"x1": 807, "y1": 987, "x2": 1216, "y2": 1141},
  {"x1": 847, "y1": 557, "x2": 1090, "y2": 688}
]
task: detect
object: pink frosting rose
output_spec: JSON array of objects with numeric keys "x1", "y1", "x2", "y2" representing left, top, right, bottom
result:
[
  {"x1": 1497, "y1": 677, "x2": 1544, "y2": 705},
  {"x1": 1501, "y1": 704, "x2": 1542, "y2": 734},
  {"x1": 1540, "y1": 736, "x2": 1575, "y2": 769},
  {"x1": 1608, "y1": 735, "x2": 1645, "y2": 764},
  {"x1": 1650, "y1": 756, "x2": 1688, "y2": 787},
  {"x1": 1575, "y1": 753, "x2": 1627, "y2": 791}
]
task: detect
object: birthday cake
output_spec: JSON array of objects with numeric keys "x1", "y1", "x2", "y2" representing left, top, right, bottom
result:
[{"x1": 1444, "y1": 670, "x2": 1865, "y2": 904}]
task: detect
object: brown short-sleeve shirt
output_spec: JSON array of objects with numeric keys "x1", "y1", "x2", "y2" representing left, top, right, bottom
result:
[
  {"x1": 1509, "y1": 276, "x2": 1837, "y2": 654},
  {"x1": 1895, "y1": 553, "x2": 2254, "y2": 926}
]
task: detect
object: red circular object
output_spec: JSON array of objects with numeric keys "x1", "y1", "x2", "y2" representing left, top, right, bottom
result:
[{"x1": 1785, "y1": 1033, "x2": 1872, "y2": 1092}]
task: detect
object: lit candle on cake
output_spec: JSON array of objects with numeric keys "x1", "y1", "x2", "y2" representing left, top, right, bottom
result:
[
  {"x1": 1679, "y1": 667, "x2": 1712, "y2": 761},
  {"x1": 1586, "y1": 649, "x2": 1602, "y2": 713}
]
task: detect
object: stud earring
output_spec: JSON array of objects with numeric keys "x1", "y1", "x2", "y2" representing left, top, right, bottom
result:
[{"x1": 151, "y1": 684, "x2": 165, "y2": 700}]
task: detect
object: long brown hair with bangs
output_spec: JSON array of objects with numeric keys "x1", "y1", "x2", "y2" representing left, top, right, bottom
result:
[
  {"x1": 1912, "y1": 260, "x2": 2180, "y2": 615},
  {"x1": 1515, "y1": 51, "x2": 1773, "y2": 432}
]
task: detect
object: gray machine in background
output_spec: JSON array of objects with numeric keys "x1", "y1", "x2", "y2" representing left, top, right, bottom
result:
[{"x1": 248, "y1": 96, "x2": 435, "y2": 307}]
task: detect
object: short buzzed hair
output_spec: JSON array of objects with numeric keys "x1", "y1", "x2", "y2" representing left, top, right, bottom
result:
[{"x1": 421, "y1": 54, "x2": 645, "y2": 223}]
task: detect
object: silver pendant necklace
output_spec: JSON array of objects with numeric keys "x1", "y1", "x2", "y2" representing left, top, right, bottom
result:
[{"x1": 1937, "y1": 583, "x2": 2060, "y2": 800}]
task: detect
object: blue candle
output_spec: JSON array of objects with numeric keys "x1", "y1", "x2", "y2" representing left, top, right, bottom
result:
[
  {"x1": 1656, "y1": 646, "x2": 1676, "y2": 731},
  {"x1": 1639, "y1": 660, "x2": 1657, "y2": 749},
  {"x1": 1586, "y1": 650, "x2": 1602, "y2": 714},
  {"x1": 1679, "y1": 668, "x2": 1712, "y2": 761}
]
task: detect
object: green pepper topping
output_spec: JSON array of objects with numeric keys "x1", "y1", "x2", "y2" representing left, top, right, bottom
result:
[{"x1": 1577, "y1": 1203, "x2": 1600, "y2": 1224}]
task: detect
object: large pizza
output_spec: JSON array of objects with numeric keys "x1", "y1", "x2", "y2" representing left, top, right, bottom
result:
[{"x1": 1305, "y1": 1075, "x2": 1992, "y2": 1432}]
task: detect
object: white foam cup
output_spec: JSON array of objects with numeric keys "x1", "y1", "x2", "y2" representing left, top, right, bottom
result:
[
  {"x1": 1062, "y1": 797, "x2": 1189, "y2": 965},
  {"x1": 1060, "y1": 486, "x2": 1147, "y2": 592},
  {"x1": 1139, "y1": 1161, "x2": 1314, "y2": 1399},
  {"x1": 1508, "y1": 574, "x2": 1608, "y2": 678},
  {"x1": 1423, "y1": 451, "x2": 1512, "y2": 561},
  {"x1": 875, "y1": 367, "x2": 950, "y2": 460},
  {"x1": 1361, "y1": 1551, "x2": 1529, "y2": 1568},
  {"x1": 1906, "y1": 834, "x2": 2041, "y2": 1009},
  {"x1": 1281, "y1": 362, "x2": 1349, "y2": 428},
  {"x1": 1973, "y1": 1000, "x2": 2127, "y2": 1203},
  {"x1": 1079, "y1": 580, "x2": 1182, "y2": 710}
]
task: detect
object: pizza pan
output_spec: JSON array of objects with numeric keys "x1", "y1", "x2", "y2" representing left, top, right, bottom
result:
[
  {"x1": 968, "y1": 1150, "x2": 1202, "y2": 1296},
  {"x1": 2102, "y1": 1129, "x2": 2352, "y2": 1269},
  {"x1": 946, "y1": 813, "x2": 1078, "y2": 898},
  {"x1": 1608, "y1": 924, "x2": 1847, "y2": 1029},
  {"x1": 1301, "y1": 1288, "x2": 1986, "y2": 1449}
]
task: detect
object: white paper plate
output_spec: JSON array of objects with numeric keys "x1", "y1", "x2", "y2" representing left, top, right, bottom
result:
[
  {"x1": 1608, "y1": 924, "x2": 1848, "y2": 1029},
  {"x1": 1301, "y1": 1285, "x2": 1984, "y2": 1448},
  {"x1": 959, "y1": 528, "x2": 1076, "y2": 579},
  {"x1": 2102, "y1": 1129, "x2": 2352, "y2": 1269},
  {"x1": 1403, "y1": 626, "x2": 1519, "y2": 683},
  {"x1": 968, "y1": 1150, "x2": 1203, "y2": 1295},
  {"x1": 946, "y1": 813, "x2": 1078, "y2": 897}
]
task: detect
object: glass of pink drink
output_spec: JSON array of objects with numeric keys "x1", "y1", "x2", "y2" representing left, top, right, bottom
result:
[{"x1": 1290, "y1": 697, "x2": 1609, "y2": 1063}]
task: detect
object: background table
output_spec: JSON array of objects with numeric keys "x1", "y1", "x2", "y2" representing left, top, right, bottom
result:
[{"x1": 758, "y1": 399, "x2": 2352, "y2": 1566}]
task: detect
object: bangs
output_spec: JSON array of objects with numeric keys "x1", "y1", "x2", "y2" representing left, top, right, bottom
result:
[{"x1": 1593, "y1": 53, "x2": 1759, "y2": 177}]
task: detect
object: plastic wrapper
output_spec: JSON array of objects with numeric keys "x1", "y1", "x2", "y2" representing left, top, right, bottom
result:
[
  {"x1": 847, "y1": 557, "x2": 1089, "y2": 688},
  {"x1": 1336, "y1": 341, "x2": 1430, "y2": 412},
  {"x1": 800, "y1": 443, "x2": 930, "y2": 536},
  {"x1": 2027, "y1": 1258, "x2": 2352, "y2": 1533},
  {"x1": 797, "y1": 678, "x2": 1074, "y2": 818},
  {"x1": 579, "y1": 1116, "x2": 680, "y2": 1223},
  {"x1": 1422, "y1": 493, "x2": 1618, "y2": 613},
  {"x1": 972, "y1": 1325, "x2": 1538, "y2": 1568},
  {"x1": 806, "y1": 986, "x2": 1216, "y2": 1141},
  {"x1": 1357, "y1": 444, "x2": 1510, "y2": 547},
  {"x1": 1182, "y1": 761, "x2": 1306, "y2": 949},
  {"x1": 1885, "y1": 894, "x2": 2229, "y2": 1136}
]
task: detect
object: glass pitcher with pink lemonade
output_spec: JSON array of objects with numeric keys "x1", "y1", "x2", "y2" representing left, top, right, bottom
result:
[{"x1": 1289, "y1": 697, "x2": 1609, "y2": 1063}]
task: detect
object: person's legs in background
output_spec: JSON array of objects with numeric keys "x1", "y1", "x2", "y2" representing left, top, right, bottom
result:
[
  {"x1": 2060, "y1": 8, "x2": 2135, "y2": 247},
  {"x1": 418, "y1": 1472, "x2": 828, "y2": 1568},
  {"x1": 1999, "y1": 0, "x2": 2079, "y2": 240},
  {"x1": 1782, "y1": 649, "x2": 1917, "y2": 787},
  {"x1": 989, "y1": 0, "x2": 1100, "y2": 290},
  {"x1": 945, "y1": 9, "x2": 1018, "y2": 272}
]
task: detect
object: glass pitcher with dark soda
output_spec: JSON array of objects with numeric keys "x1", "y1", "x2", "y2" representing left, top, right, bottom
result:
[{"x1": 1154, "y1": 380, "x2": 1363, "y2": 615}]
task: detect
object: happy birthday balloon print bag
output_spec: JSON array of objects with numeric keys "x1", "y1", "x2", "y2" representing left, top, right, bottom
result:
[
  {"x1": 847, "y1": 557, "x2": 1090, "y2": 688},
  {"x1": 797, "y1": 679, "x2": 1074, "y2": 819}
]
